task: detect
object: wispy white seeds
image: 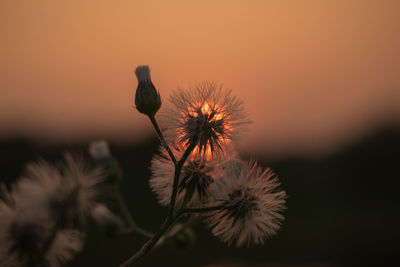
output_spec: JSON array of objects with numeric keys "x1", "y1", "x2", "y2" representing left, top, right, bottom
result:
[
  {"x1": 150, "y1": 146, "x2": 222, "y2": 207},
  {"x1": 0, "y1": 154, "x2": 104, "y2": 266},
  {"x1": 159, "y1": 82, "x2": 249, "y2": 158},
  {"x1": 206, "y1": 159, "x2": 287, "y2": 247}
]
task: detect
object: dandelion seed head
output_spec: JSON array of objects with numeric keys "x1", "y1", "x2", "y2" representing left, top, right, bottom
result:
[
  {"x1": 7, "y1": 219, "x2": 52, "y2": 264},
  {"x1": 160, "y1": 82, "x2": 249, "y2": 158},
  {"x1": 223, "y1": 189, "x2": 259, "y2": 222},
  {"x1": 0, "y1": 189, "x2": 55, "y2": 267},
  {"x1": 178, "y1": 159, "x2": 214, "y2": 202},
  {"x1": 61, "y1": 153, "x2": 104, "y2": 214},
  {"x1": 150, "y1": 146, "x2": 222, "y2": 206},
  {"x1": 0, "y1": 154, "x2": 103, "y2": 266},
  {"x1": 45, "y1": 230, "x2": 84, "y2": 267},
  {"x1": 206, "y1": 159, "x2": 286, "y2": 247}
]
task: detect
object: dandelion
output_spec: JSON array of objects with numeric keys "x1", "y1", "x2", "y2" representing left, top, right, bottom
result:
[
  {"x1": 89, "y1": 139, "x2": 111, "y2": 161},
  {"x1": 0, "y1": 186, "x2": 84, "y2": 267},
  {"x1": 0, "y1": 199, "x2": 55, "y2": 267},
  {"x1": 206, "y1": 159, "x2": 286, "y2": 247},
  {"x1": 44, "y1": 229, "x2": 84, "y2": 267},
  {"x1": 160, "y1": 82, "x2": 248, "y2": 158},
  {"x1": 26, "y1": 154, "x2": 104, "y2": 228},
  {"x1": 0, "y1": 154, "x2": 104, "y2": 266},
  {"x1": 150, "y1": 146, "x2": 222, "y2": 206}
]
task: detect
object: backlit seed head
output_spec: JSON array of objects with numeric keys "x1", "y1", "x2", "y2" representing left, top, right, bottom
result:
[
  {"x1": 206, "y1": 159, "x2": 286, "y2": 247},
  {"x1": 178, "y1": 159, "x2": 214, "y2": 203},
  {"x1": 150, "y1": 146, "x2": 221, "y2": 206},
  {"x1": 160, "y1": 82, "x2": 249, "y2": 158}
]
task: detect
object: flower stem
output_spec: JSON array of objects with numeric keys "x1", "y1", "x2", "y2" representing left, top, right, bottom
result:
[
  {"x1": 119, "y1": 211, "x2": 183, "y2": 267},
  {"x1": 165, "y1": 215, "x2": 200, "y2": 239},
  {"x1": 120, "y1": 117, "x2": 197, "y2": 266},
  {"x1": 148, "y1": 115, "x2": 177, "y2": 165},
  {"x1": 119, "y1": 204, "x2": 225, "y2": 266},
  {"x1": 168, "y1": 142, "x2": 196, "y2": 219}
]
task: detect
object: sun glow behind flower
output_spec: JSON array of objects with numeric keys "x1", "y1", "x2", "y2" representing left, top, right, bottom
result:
[
  {"x1": 180, "y1": 102, "x2": 233, "y2": 158},
  {"x1": 161, "y1": 82, "x2": 248, "y2": 159}
]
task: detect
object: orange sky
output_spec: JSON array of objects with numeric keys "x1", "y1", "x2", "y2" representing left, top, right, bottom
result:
[{"x1": 0, "y1": 0, "x2": 399, "y2": 158}]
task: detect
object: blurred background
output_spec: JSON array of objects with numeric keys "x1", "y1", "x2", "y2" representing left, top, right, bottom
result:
[{"x1": 0, "y1": 0, "x2": 399, "y2": 266}]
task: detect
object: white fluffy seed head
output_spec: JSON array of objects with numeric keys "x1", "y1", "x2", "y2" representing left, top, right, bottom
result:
[
  {"x1": 150, "y1": 146, "x2": 225, "y2": 207},
  {"x1": 45, "y1": 230, "x2": 84, "y2": 267},
  {"x1": 159, "y1": 82, "x2": 250, "y2": 159},
  {"x1": 206, "y1": 159, "x2": 287, "y2": 247},
  {"x1": 0, "y1": 154, "x2": 104, "y2": 266}
]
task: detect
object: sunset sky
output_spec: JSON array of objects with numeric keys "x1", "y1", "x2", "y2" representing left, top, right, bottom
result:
[{"x1": 1, "y1": 0, "x2": 399, "y2": 158}]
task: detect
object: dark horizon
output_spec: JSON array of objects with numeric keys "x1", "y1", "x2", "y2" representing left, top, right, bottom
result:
[{"x1": 1, "y1": 125, "x2": 399, "y2": 266}]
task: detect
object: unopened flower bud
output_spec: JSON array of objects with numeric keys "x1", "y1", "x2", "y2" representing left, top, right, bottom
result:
[
  {"x1": 134, "y1": 65, "x2": 161, "y2": 116},
  {"x1": 89, "y1": 139, "x2": 111, "y2": 161},
  {"x1": 88, "y1": 140, "x2": 122, "y2": 182}
]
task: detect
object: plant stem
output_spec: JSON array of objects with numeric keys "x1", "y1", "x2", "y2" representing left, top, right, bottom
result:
[
  {"x1": 126, "y1": 223, "x2": 153, "y2": 238},
  {"x1": 148, "y1": 115, "x2": 177, "y2": 165},
  {"x1": 120, "y1": 117, "x2": 198, "y2": 266},
  {"x1": 119, "y1": 212, "x2": 183, "y2": 267},
  {"x1": 168, "y1": 142, "x2": 196, "y2": 219},
  {"x1": 119, "y1": 220, "x2": 170, "y2": 267},
  {"x1": 119, "y1": 204, "x2": 226, "y2": 266},
  {"x1": 165, "y1": 215, "x2": 200, "y2": 239}
]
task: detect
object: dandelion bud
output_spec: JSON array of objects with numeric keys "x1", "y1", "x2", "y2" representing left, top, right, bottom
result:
[
  {"x1": 88, "y1": 140, "x2": 122, "y2": 183},
  {"x1": 89, "y1": 140, "x2": 111, "y2": 161},
  {"x1": 134, "y1": 65, "x2": 161, "y2": 116}
]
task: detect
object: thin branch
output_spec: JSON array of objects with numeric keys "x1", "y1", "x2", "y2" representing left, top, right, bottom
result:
[
  {"x1": 119, "y1": 212, "x2": 183, "y2": 267},
  {"x1": 168, "y1": 142, "x2": 196, "y2": 219},
  {"x1": 165, "y1": 215, "x2": 201, "y2": 239},
  {"x1": 148, "y1": 115, "x2": 177, "y2": 165}
]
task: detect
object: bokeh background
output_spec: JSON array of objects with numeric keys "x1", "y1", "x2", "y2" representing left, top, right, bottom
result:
[{"x1": 1, "y1": 1, "x2": 399, "y2": 266}]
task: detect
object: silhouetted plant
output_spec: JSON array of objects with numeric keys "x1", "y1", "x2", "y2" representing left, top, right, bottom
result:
[{"x1": 0, "y1": 66, "x2": 286, "y2": 267}]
